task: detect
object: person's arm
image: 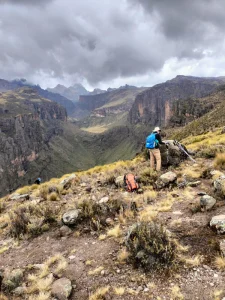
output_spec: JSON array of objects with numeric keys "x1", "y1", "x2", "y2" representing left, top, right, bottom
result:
[{"x1": 156, "y1": 133, "x2": 165, "y2": 144}]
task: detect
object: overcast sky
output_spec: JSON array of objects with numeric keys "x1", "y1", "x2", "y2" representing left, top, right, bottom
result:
[{"x1": 0, "y1": 0, "x2": 225, "y2": 90}]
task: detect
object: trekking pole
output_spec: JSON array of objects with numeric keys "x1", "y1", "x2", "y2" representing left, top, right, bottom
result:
[{"x1": 173, "y1": 140, "x2": 197, "y2": 163}]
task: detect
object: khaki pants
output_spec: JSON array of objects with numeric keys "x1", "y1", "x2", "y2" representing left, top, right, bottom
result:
[{"x1": 149, "y1": 148, "x2": 161, "y2": 171}]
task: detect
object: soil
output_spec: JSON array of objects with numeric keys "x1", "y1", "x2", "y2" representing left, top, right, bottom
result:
[{"x1": 1, "y1": 158, "x2": 225, "y2": 300}]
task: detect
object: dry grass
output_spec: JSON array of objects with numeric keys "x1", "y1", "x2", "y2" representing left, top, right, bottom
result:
[
  {"x1": 214, "y1": 153, "x2": 225, "y2": 170},
  {"x1": 139, "y1": 205, "x2": 158, "y2": 222},
  {"x1": 16, "y1": 186, "x2": 30, "y2": 195},
  {"x1": 117, "y1": 248, "x2": 130, "y2": 263},
  {"x1": 170, "y1": 219, "x2": 182, "y2": 227},
  {"x1": 47, "y1": 192, "x2": 59, "y2": 201},
  {"x1": 0, "y1": 293, "x2": 9, "y2": 300},
  {"x1": 215, "y1": 256, "x2": 225, "y2": 270},
  {"x1": 98, "y1": 234, "x2": 107, "y2": 241},
  {"x1": 143, "y1": 190, "x2": 157, "y2": 203},
  {"x1": 88, "y1": 266, "x2": 104, "y2": 276},
  {"x1": 85, "y1": 260, "x2": 95, "y2": 266},
  {"x1": 180, "y1": 255, "x2": 201, "y2": 267},
  {"x1": 0, "y1": 246, "x2": 9, "y2": 254},
  {"x1": 170, "y1": 285, "x2": 184, "y2": 300},
  {"x1": 113, "y1": 287, "x2": 125, "y2": 295},
  {"x1": 107, "y1": 225, "x2": 122, "y2": 238},
  {"x1": 213, "y1": 289, "x2": 223, "y2": 300},
  {"x1": 173, "y1": 240, "x2": 189, "y2": 253},
  {"x1": 89, "y1": 286, "x2": 110, "y2": 300}
]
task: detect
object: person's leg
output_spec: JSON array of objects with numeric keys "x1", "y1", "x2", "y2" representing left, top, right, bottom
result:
[
  {"x1": 149, "y1": 150, "x2": 155, "y2": 169},
  {"x1": 154, "y1": 149, "x2": 161, "y2": 171}
]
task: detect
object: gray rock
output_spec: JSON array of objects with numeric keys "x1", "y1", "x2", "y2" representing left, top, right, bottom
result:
[
  {"x1": 60, "y1": 225, "x2": 72, "y2": 237},
  {"x1": 10, "y1": 193, "x2": 29, "y2": 201},
  {"x1": 214, "y1": 175, "x2": 225, "y2": 197},
  {"x1": 62, "y1": 209, "x2": 82, "y2": 225},
  {"x1": 115, "y1": 176, "x2": 124, "y2": 188},
  {"x1": 99, "y1": 196, "x2": 109, "y2": 204},
  {"x1": 13, "y1": 286, "x2": 27, "y2": 295},
  {"x1": 200, "y1": 195, "x2": 216, "y2": 211},
  {"x1": 51, "y1": 277, "x2": 72, "y2": 300},
  {"x1": 155, "y1": 171, "x2": 177, "y2": 189},
  {"x1": 60, "y1": 174, "x2": 76, "y2": 189},
  {"x1": 210, "y1": 215, "x2": 225, "y2": 234}
]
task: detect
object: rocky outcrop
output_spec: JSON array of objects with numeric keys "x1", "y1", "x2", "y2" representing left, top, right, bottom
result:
[
  {"x1": 128, "y1": 75, "x2": 225, "y2": 126},
  {"x1": 48, "y1": 83, "x2": 89, "y2": 102},
  {"x1": 0, "y1": 88, "x2": 67, "y2": 196}
]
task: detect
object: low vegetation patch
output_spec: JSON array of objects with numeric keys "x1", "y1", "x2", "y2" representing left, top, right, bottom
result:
[
  {"x1": 214, "y1": 153, "x2": 225, "y2": 170},
  {"x1": 125, "y1": 222, "x2": 177, "y2": 272}
]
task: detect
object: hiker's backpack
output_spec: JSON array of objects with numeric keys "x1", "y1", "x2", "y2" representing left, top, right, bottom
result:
[
  {"x1": 145, "y1": 133, "x2": 158, "y2": 149},
  {"x1": 124, "y1": 174, "x2": 139, "y2": 192}
]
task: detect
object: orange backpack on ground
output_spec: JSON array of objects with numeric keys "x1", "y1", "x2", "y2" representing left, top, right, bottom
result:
[{"x1": 124, "y1": 174, "x2": 139, "y2": 192}]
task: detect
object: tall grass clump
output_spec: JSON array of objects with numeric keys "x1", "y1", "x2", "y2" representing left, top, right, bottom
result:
[{"x1": 214, "y1": 153, "x2": 225, "y2": 170}]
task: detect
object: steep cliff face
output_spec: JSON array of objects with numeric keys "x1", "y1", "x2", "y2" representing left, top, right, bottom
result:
[
  {"x1": 128, "y1": 75, "x2": 225, "y2": 126},
  {"x1": 0, "y1": 88, "x2": 67, "y2": 195}
]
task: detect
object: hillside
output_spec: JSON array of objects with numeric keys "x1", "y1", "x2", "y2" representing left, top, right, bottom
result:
[
  {"x1": 1, "y1": 128, "x2": 225, "y2": 299},
  {"x1": 129, "y1": 75, "x2": 225, "y2": 126},
  {"x1": 0, "y1": 79, "x2": 75, "y2": 115}
]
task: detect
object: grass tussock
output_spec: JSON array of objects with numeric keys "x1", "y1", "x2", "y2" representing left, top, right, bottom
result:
[
  {"x1": 143, "y1": 190, "x2": 157, "y2": 203},
  {"x1": 88, "y1": 266, "x2": 104, "y2": 276},
  {"x1": 214, "y1": 290, "x2": 223, "y2": 300},
  {"x1": 89, "y1": 286, "x2": 110, "y2": 300},
  {"x1": 180, "y1": 255, "x2": 201, "y2": 267},
  {"x1": 16, "y1": 186, "x2": 31, "y2": 195},
  {"x1": 117, "y1": 248, "x2": 130, "y2": 263},
  {"x1": 170, "y1": 285, "x2": 184, "y2": 300},
  {"x1": 113, "y1": 287, "x2": 125, "y2": 295},
  {"x1": 214, "y1": 153, "x2": 225, "y2": 170},
  {"x1": 215, "y1": 256, "x2": 225, "y2": 270},
  {"x1": 139, "y1": 206, "x2": 158, "y2": 222},
  {"x1": 107, "y1": 225, "x2": 122, "y2": 238},
  {"x1": 140, "y1": 168, "x2": 158, "y2": 185}
]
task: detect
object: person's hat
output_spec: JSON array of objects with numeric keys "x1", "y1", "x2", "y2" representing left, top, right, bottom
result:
[{"x1": 153, "y1": 126, "x2": 160, "y2": 132}]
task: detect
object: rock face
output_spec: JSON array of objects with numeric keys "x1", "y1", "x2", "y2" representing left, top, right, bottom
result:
[
  {"x1": 60, "y1": 174, "x2": 77, "y2": 189},
  {"x1": 160, "y1": 140, "x2": 189, "y2": 167},
  {"x1": 48, "y1": 83, "x2": 89, "y2": 102},
  {"x1": 0, "y1": 88, "x2": 67, "y2": 196},
  {"x1": 200, "y1": 195, "x2": 216, "y2": 211},
  {"x1": 210, "y1": 215, "x2": 225, "y2": 234},
  {"x1": 128, "y1": 75, "x2": 225, "y2": 126},
  {"x1": 51, "y1": 277, "x2": 72, "y2": 300}
]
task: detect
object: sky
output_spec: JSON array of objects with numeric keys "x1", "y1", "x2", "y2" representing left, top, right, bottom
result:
[{"x1": 0, "y1": 0, "x2": 225, "y2": 90}]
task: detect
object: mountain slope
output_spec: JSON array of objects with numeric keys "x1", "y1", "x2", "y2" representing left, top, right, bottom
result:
[
  {"x1": 47, "y1": 83, "x2": 89, "y2": 102},
  {"x1": 0, "y1": 78, "x2": 75, "y2": 114}
]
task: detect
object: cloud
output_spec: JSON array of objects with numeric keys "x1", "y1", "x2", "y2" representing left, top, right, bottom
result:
[{"x1": 0, "y1": 0, "x2": 225, "y2": 88}]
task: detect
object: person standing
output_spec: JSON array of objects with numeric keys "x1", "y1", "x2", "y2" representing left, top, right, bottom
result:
[{"x1": 145, "y1": 127, "x2": 165, "y2": 171}]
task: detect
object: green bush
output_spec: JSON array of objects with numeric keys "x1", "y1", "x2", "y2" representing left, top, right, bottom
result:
[{"x1": 125, "y1": 222, "x2": 177, "y2": 271}]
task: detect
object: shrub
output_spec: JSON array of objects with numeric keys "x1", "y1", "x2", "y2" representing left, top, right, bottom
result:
[
  {"x1": 214, "y1": 153, "x2": 225, "y2": 170},
  {"x1": 47, "y1": 192, "x2": 59, "y2": 201},
  {"x1": 140, "y1": 168, "x2": 158, "y2": 185},
  {"x1": 125, "y1": 222, "x2": 177, "y2": 271}
]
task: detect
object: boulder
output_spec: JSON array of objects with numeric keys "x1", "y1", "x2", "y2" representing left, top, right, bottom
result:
[
  {"x1": 200, "y1": 195, "x2": 216, "y2": 211},
  {"x1": 60, "y1": 174, "x2": 76, "y2": 189},
  {"x1": 115, "y1": 176, "x2": 124, "y2": 188},
  {"x1": 62, "y1": 209, "x2": 82, "y2": 226},
  {"x1": 214, "y1": 175, "x2": 225, "y2": 197},
  {"x1": 51, "y1": 277, "x2": 72, "y2": 300},
  {"x1": 60, "y1": 225, "x2": 72, "y2": 237},
  {"x1": 155, "y1": 171, "x2": 177, "y2": 189},
  {"x1": 160, "y1": 140, "x2": 189, "y2": 167},
  {"x1": 10, "y1": 194, "x2": 29, "y2": 201},
  {"x1": 210, "y1": 215, "x2": 225, "y2": 234}
]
